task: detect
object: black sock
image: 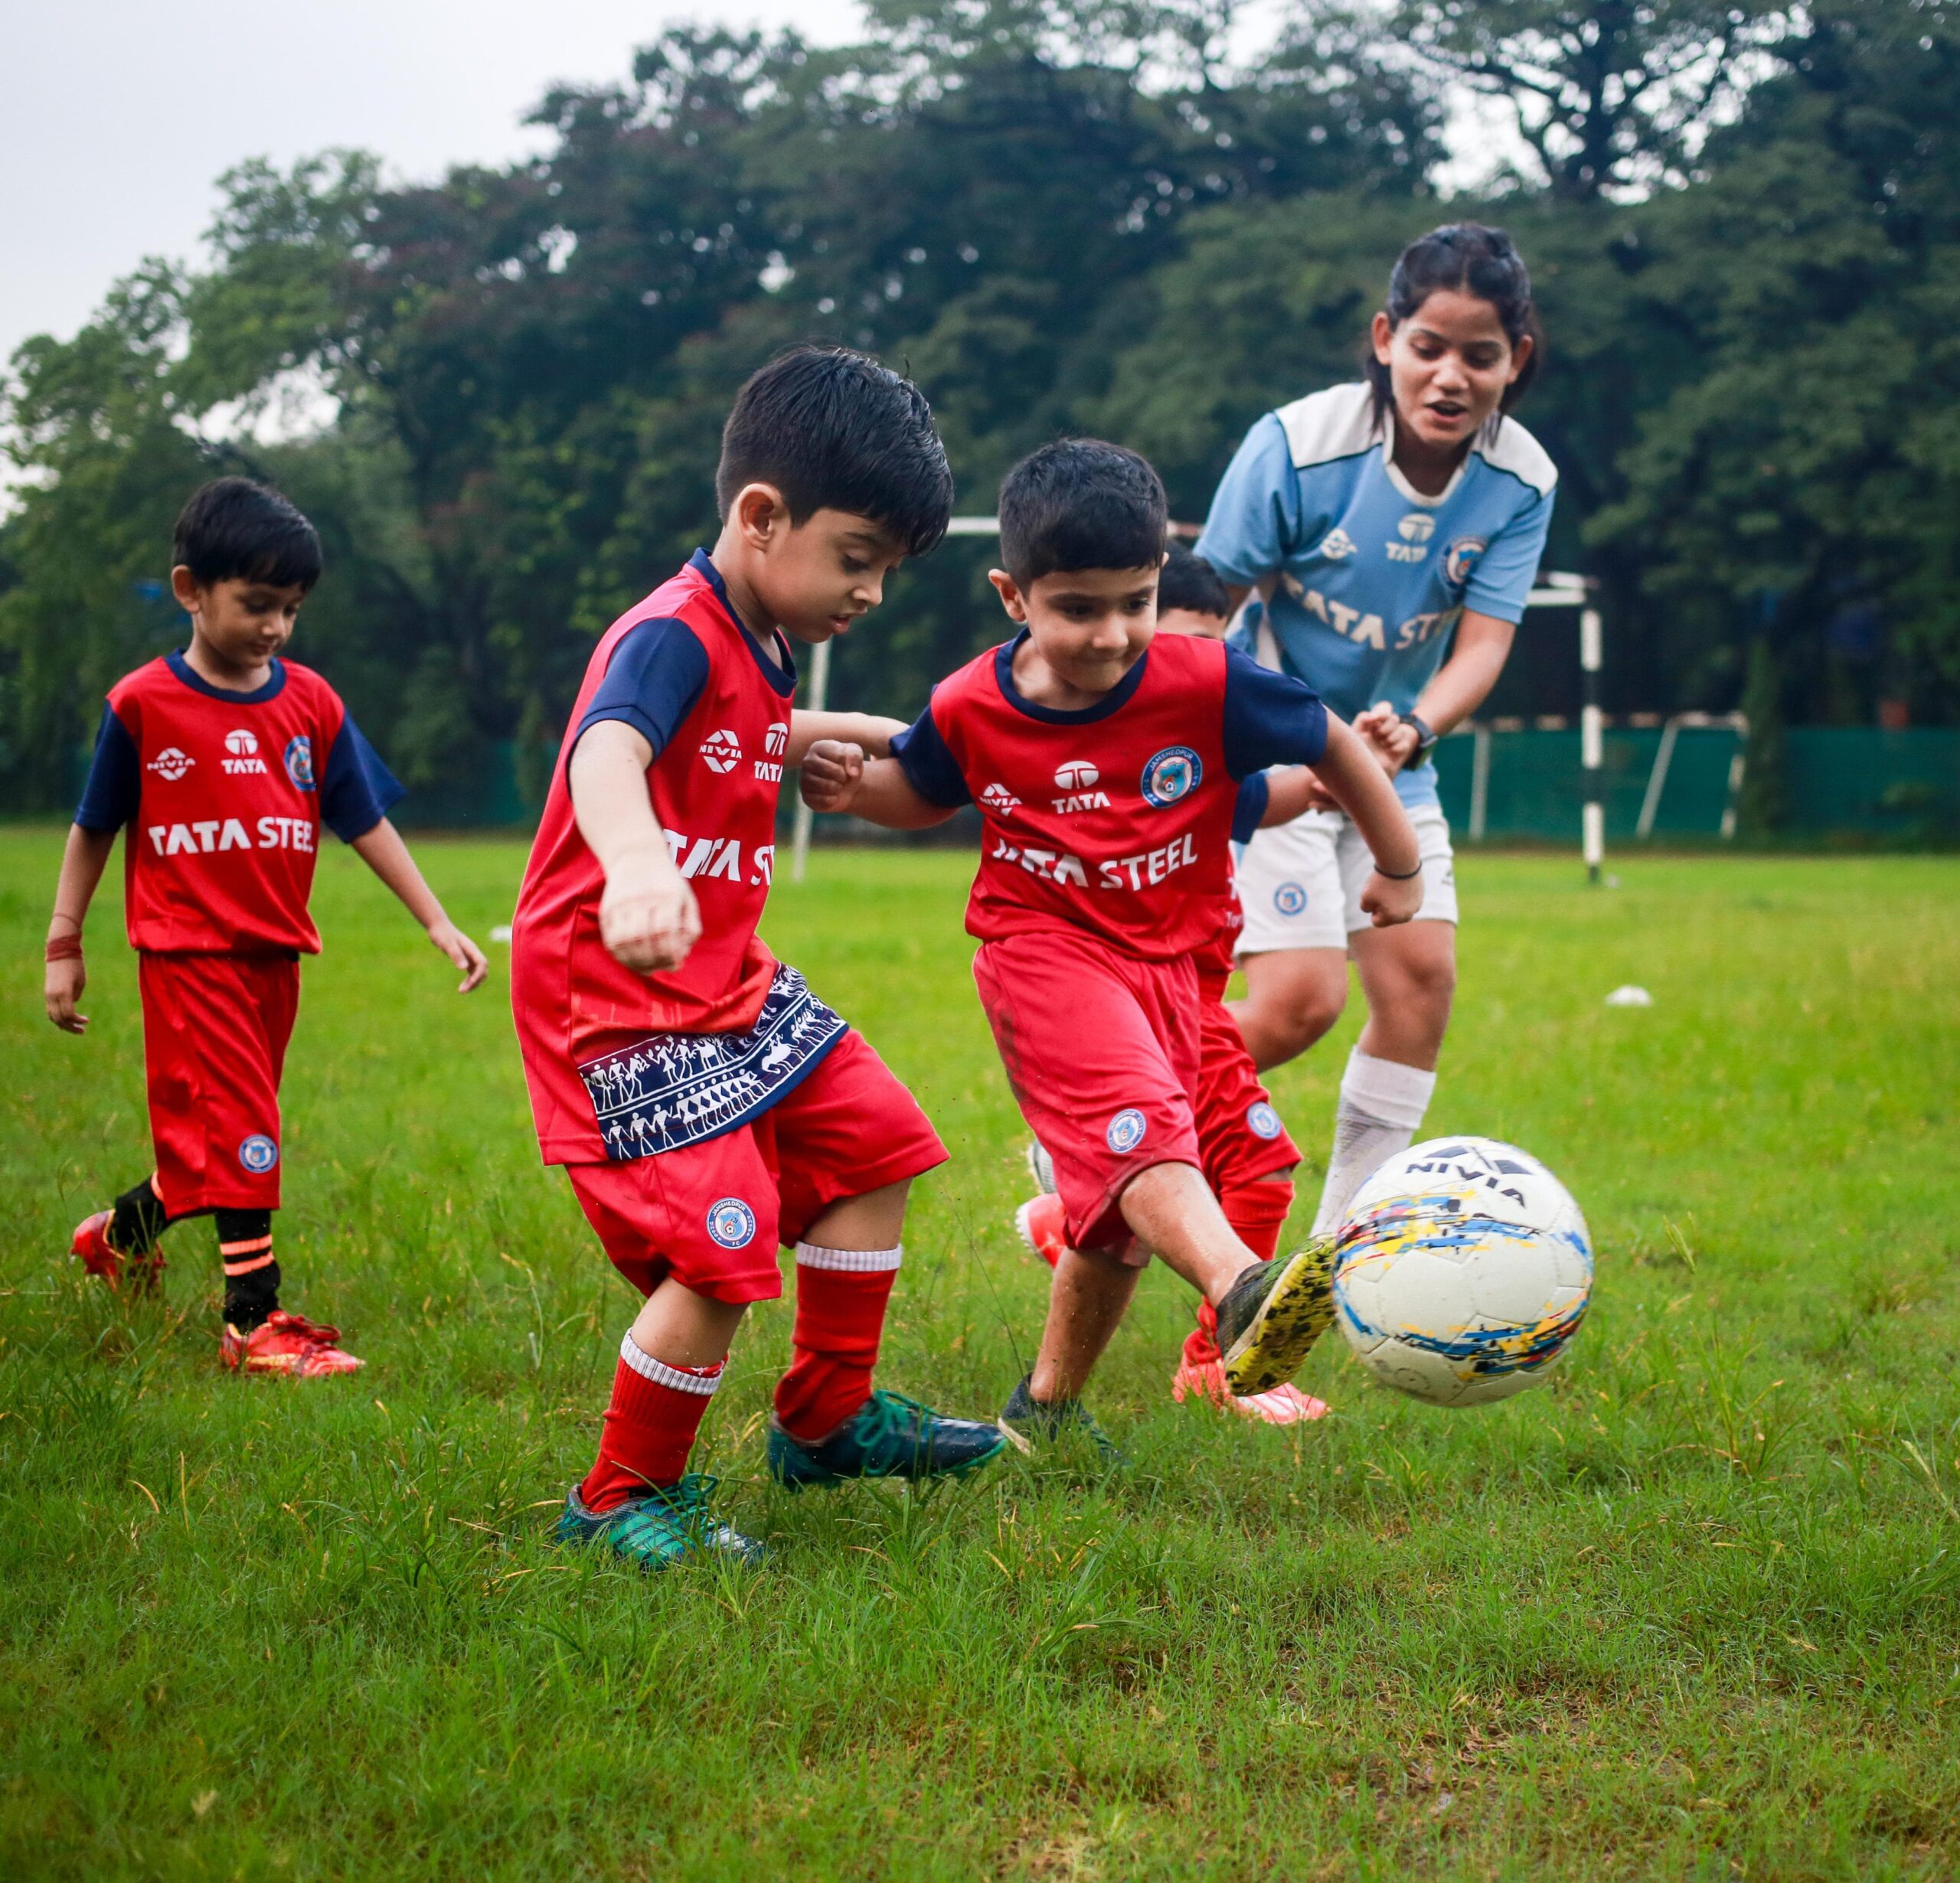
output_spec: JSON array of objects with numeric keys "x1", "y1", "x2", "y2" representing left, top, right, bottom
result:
[
  {"x1": 109, "y1": 1179, "x2": 171, "y2": 1255},
  {"x1": 216, "y1": 1209, "x2": 281, "y2": 1333}
]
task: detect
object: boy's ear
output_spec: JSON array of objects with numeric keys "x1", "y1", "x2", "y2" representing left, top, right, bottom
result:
[
  {"x1": 988, "y1": 568, "x2": 1030, "y2": 622},
  {"x1": 168, "y1": 566, "x2": 202, "y2": 613},
  {"x1": 732, "y1": 482, "x2": 792, "y2": 550}
]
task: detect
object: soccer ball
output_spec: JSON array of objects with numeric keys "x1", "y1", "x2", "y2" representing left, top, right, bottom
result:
[{"x1": 1331, "y1": 1137, "x2": 1592, "y2": 1408}]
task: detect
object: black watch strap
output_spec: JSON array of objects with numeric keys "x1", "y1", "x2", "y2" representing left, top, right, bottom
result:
[{"x1": 1404, "y1": 712, "x2": 1439, "y2": 768}]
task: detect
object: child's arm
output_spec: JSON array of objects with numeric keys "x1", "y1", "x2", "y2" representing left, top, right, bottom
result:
[
  {"x1": 348, "y1": 820, "x2": 489, "y2": 991},
  {"x1": 787, "y1": 711, "x2": 907, "y2": 765},
  {"x1": 1258, "y1": 766, "x2": 1321, "y2": 828},
  {"x1": 1310, "y1": 717, "x2": 1425, "y2": 926},
  {"x1": 800, "y1": 742, "x2": 957, "y2": 831},
  {"x1": 44, "y1": 825, "x2": 117, "y2": 1033},
  {"x1": 567, "y1": 720, "x2": 701, "y2": 971}
]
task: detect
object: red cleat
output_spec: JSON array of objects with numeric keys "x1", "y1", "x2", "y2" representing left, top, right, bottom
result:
[
  {"x1": 1014, "y1": 1191, "x2": 1070, "y2": 1269},
  {"x1": 1171, "y1": 1356, "x2": 1329, "y2": 1426},
  {"x1": 69, "y1": 1210, "x2": 165, "y2": 1293},
  {"x1": 222, "y1": 1311, "x2": 364, "y2": 1378}
]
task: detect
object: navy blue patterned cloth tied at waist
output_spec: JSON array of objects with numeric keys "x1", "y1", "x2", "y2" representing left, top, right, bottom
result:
[{"x1": 578, "y1": 964, "x2": 848, "y2": 1162}]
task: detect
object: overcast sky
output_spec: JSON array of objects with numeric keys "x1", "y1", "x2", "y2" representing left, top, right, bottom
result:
[{"x1": 0, "y1": 0, "x2": 867, "y2": 368}]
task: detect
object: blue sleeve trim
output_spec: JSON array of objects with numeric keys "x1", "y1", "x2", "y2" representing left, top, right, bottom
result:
[
  {"x1": 890, "y1": 693, "x2": 972, "y2": 808},
  {"x1": 1231, "y1": 772, "x2": 1271, "y2": 844},
  {"x1": 321, "y1": 718, "x2": 406, "y2": 843},
  {"x1": 74, "y1": 704, "x2": 142, "y2": 832},
  {"x1": 574, "y1": 618, "x2": 710, "y2": 763},
  {"x1": 1220, "y1": 645, "x2": 1328, "y2": 776}
]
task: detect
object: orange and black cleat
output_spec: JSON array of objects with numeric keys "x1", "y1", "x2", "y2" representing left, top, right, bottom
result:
[{"x1": 69, "y1": 1210, "x2": 165, "y2": 1294}]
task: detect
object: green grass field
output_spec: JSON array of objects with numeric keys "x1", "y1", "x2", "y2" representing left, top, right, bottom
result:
[{"x1": 2, "y1": 830, "x2": 1958, "y2": 1880}]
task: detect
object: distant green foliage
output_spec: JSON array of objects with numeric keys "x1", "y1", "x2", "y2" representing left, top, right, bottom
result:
[{"x1": 5, "y1": 0, "x2": 1960, "y2": 807}]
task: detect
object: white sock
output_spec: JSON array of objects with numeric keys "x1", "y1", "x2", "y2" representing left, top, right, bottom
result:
[{"x1": 1310, "y1": 1049, "x2": 1438, "y2": 1238}]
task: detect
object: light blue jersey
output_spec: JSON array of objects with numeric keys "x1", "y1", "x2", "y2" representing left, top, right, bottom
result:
[{"x1": 1197, "y1": 382, "x2": 1556, "y2": 808}]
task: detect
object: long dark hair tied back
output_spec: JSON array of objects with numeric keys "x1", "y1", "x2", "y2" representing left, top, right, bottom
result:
[{"x1": 1363, "y1": 222, "x2": 1544, "y2": 432}]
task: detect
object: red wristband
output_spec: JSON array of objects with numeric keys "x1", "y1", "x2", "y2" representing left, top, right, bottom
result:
[{"x1": 44, "y1": 935, "x2": 83, "y2": 963}]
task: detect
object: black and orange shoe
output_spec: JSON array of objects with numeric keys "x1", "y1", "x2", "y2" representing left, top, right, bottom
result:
[{"x1": 69, "y1": 1211, "x2": 165, "y2": 1294}]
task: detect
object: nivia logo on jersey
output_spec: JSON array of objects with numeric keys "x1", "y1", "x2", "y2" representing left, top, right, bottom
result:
[
  {"x1": 700, "y1": 729, "x2": 742, "y2": 775},
  {"x1": 222, "y1": 728, "x2": 269, "y2": 775},
  {"x1": 1051, "y1": 759, "x2": 1109, "y2": 814},
  {"x1": 1140, "y1": 746, "x2": 1200, "y2": 808},
  {"x1": 1386, "y1": 512, "x2": 1436, "y2": 563},
  {"x1": 148, "y1": 747, "x2": 194, "y2": 782},
  {"x1": 980, "y1": 782, "x2": 1021, "y2": 814}
]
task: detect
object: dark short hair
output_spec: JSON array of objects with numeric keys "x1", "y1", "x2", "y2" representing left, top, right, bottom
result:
[
  {"x1": 173, "y1": 478, "x2": 324, "y2": 592},
  {"x1": 716, "y1": 345, "x2": 952, "y2": 557},
  {"x1": 1157, "y1": 544, "x2": 1230, "y2": 619},
  {"x1": 998, "y1": 439, "x2": 1167, "y2": 589}
]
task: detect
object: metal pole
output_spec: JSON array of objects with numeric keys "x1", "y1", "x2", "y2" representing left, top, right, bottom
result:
[
  {"x1": 1636, "y1": 714, "x2": 1680, "y2": 840},
  {"x1": 1468, "y1": 723, "x2": 1491, "y2": 843},
  {"x1": 789, "y1": 635, "x2": 831, "y2": 884},
  {"x1": 1580, "y1": 605, "x2": 1604, "y2": 883}
]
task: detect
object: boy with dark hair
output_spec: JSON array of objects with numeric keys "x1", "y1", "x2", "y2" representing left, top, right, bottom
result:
[
  {"x1": 511, "y1": 344, "x2": 1003, "y2": 1571},
  {"x1": 45, "y1": 476, "x2": 488, "y2": 1377},
  {"x1": 1016, "y1": 547, "x2": 1328, "y2": 1425},
  {"x1": 802, "y1": 441, "x2": 1426, "y2": 1449}
]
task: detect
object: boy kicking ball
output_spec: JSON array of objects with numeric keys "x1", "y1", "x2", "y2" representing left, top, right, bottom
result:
[
  {"x1": 801, "y1": 442, "x2": 1424, "y2": 1454},
  {"x1": 44, "y1": 478, "x2": 488, "y2": 1376},
  {"x1": 511, "y1": 346, "x2": 1004, "y2": 1573}
]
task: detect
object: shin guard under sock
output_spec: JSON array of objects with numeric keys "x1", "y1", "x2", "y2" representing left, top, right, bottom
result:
[
  {"x1": 580, "y1": 1332, "x2": 725, "y2": 1513},
  {"x1": 773, "y1": 1243, "x2": 902, "y2": 1443},
  {"x1": 1184, "y1": 1176, "x2": 1295, "y2": 1367},
  {"x1": 217, "y1": 1209, "x2": 280, "y2": 1333}
]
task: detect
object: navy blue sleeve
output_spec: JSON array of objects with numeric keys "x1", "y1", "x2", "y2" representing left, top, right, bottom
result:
[
  {"x1": 575, "y1": 618, "x2": 710, "y2": 761},
  {"x1": 1220, "y1": 645, "x2": 1328, "y2": 777},
  {"x1": 1231, "y1": 771, "x2": 1270, "y2": 844},
  {"x1": 74, "y1": 704, "x2": 141, "y2": 831},
  {"x1": 890, "y1": 693, "x2": 972, "y2": 809},
  {"x1": 321, "y1": 717, "x2": 406, "y2": 842}
]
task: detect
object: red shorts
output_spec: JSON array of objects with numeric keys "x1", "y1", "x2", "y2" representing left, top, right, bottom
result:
[
  {"x1": 973, "y1": 930, "x2": 1202, "y2": 1253},
  {"x1": 564, "y1": 1028, "x2": 947, "y2": 1305},
  {"x1": 139, "y1": 951, "x2": 299, "y2": 1215},
  {"x1": 1195, "y1": 997, "x2": 1299, "y2": 1195}
]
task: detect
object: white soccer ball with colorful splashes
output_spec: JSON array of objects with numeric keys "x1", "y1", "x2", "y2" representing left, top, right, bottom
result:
[{"x1": 1332, "y1": 1137, "x2": 1592, "y2": 1408}]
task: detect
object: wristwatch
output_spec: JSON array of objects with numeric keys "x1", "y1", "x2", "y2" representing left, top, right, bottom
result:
[{"x1": 1403, "y1": 712, "x2": 1439, "y2": 768}]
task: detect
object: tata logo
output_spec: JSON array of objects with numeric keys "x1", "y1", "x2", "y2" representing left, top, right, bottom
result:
[
  {"x1": 283, "y1": 736, "x2": 315, "y2": 791},
  {"x1": 764, "y1": 722, "x2": 789, "y2": 757},
  {"x1": 706, "y1": 1197, "x2": 757, "y2": 1249},
  {"x1": 1387, "y1": 513, "x2": 1435, "y2": 564},
  {"x1": 1105, "y1": 1108, "x2": 1148, "y2": 1154},
  {"x1": 979, "y1": 782, "x2": 1021, "y2": 814},
  {"x1": 1444, "y1": 536, "x2": 1488, "y2": 587},
  {"x1": 1050, "y1": 759, "x2": 1109, "y2": 814},
  {"x1": 148, "y1": 747, "x2": 194, "y2": 782},
  {"x1": 1317, "y1": 527, "x2": 1357, "y2": 560},
  {"x1": 1140, "y1": 746, "x2": 1200, "y2": 808},
  {"x1": 700, "y1": 729, "x2": 742, "y2": 775},
  {"x1": 222, "y1": 728, "x2": 269, "y2": 775}
]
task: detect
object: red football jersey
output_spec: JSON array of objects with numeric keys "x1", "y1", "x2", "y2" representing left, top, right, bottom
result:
[
  {"x1": 894, "y1": 630, "x2": 1326, "y2": 963},
  {"x1": 76, "y1": 652, "x2": 400, "y2": 955},
  {"x1": 510, "y1": 551, "x2": 799, "y2": 1164}
]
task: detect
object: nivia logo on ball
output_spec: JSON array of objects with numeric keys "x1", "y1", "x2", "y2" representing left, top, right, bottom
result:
[
  {"x1": 1140, "y1": 746, "x2": 1200, "y2": 808},
  {"x1": 1105, "y1": 1108, "x2": 1147, "y2": 1154},
  {"x1": 706, "y1": 1197, "x2": 756, "y2": 1248},
  {"x1": 238, "y1": 1134, "x2": 279, "y2": 1173}
]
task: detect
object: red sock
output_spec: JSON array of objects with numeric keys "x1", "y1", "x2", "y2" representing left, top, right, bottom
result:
[
  {"x1": 773, "y1": 1242, "x2": 901, "y2": 1443},
  {"x1": 1183, "y1": 1175, "x2": 1296, "y2": 1367},
  {"x1": 579, "y1": 1332, "x2": 724, "y2": 1513}
]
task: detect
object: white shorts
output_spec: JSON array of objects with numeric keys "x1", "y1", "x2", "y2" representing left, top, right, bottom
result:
[{"x1": 1235, "y1": 802, "x2": 1458, "y2": 956}]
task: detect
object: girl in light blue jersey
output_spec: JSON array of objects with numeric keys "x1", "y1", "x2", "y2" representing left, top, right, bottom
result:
[{"x1": 1196, "y1": 224, "x2": 1554, "y2": 1238}]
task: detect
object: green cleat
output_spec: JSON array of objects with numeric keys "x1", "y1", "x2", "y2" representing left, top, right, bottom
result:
[
  {"x1": 1215, "y1": 1238, "x2": 1338, "y2": 1398},
  {"x1": 767, "y1": 1389, "x2": 1006, "y2": 1490},
  {"x1": 996, "y1": 1373, "x2": 1126, "y2": 1468},
  {"x1": 553, "y1": 1473, "x2": 764, "y2": 1571}
]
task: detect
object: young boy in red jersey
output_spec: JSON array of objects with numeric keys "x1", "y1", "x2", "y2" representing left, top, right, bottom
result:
[
  {"x1": 1014, "y1": 545, "x2": 1334, "y2": 1428},
  {"x1": 801, "y1": 442, "x2": 1425, "y2": 1452},
  {"x1": 511, "y1": 346, "x2": 1004, "y2": 1572},
  {"x1": 44, "y1": 478, "x2": 488, "y2": 1376}
]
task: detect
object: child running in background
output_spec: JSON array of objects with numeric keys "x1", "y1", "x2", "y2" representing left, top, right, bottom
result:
[
  {"x1": 1014, "y1": 545, "x2": 1328, "y2": 1428},
  {"x1": 510, "y1": 346, "x2": 1004, "y2": 1572},
  {"x1": 44, "y1": 477, "x2": 488, "y2": 1376},
  {"x1": 800, "y1": 442, "x2": 1425, "y2": 1454}
]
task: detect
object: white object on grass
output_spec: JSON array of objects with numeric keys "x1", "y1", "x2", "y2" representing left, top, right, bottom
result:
[
  {"x1": 490, "y1": 925, "x2": 513, "y2": 944},
  {"x1": 1604, "y1": 984, "x2": 1652, "y2": 1007}
]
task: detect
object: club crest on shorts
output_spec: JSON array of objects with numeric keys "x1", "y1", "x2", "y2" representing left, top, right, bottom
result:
[
  {"x1": 283, "y1": 736, "x2": 315, "y2": 791},
  {"x1": 238, "y1": 1134, "x2": 279, "y2": 1173},
  {"x1": 1246, "y1": 1101, "x2": 1282, "y2": 1140},
  {"x1": 1106, "y1": 1108, "x2": 1148, "y2": 1154},
  {"x1": 706, "y1": 1197, "x2": 757, "y2": 1249},
  {"x1": 1140, "y1": 746, "x2": 1200, "y2": 808},
  {"x1": 1273, "y1": 880, "x2": 1308, "y2": 916}
]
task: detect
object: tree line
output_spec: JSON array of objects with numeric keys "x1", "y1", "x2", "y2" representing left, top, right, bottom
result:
[{"x1": 4, "y1": 0, "x2": 1957, "y2": 812}]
